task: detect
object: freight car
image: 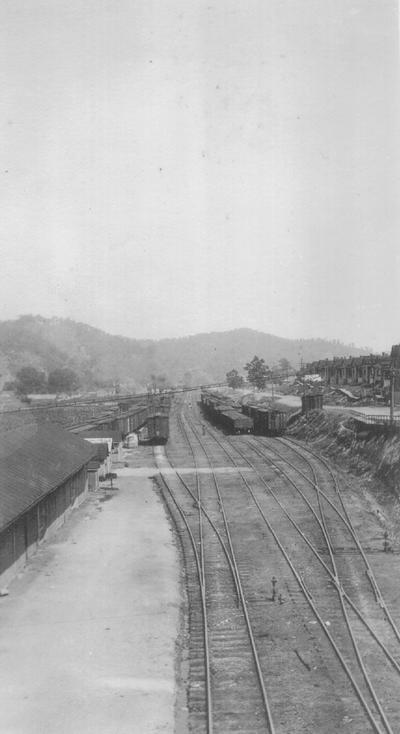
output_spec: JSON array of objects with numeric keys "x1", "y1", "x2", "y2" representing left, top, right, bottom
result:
[
  {"x1": 142, "y1": 412, "x2": 169, "y2": 444},
  {"x1": 218, "y1": 409, "x2": 253, "y2": 434},
  {"x1": 72, "y1": 404, "x2": 148, "y2": 437},
  {"x1": 242, "y1": 404, "x2": 287, "y2": 436}
]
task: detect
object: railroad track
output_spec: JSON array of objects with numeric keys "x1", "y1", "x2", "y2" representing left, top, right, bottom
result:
[
  {"x1": 247, "y1": 435, "x2": 400, "y2": 662},
  {"x1": 178, "y1": 397, "x2": 400, "y2": 732},
  {"x1": 156, "y1": 406, "x2": 276, "y2": 733},
  {"x1": 263, "y1": 435, "x2": 400, "y2": 638},
  {"x1": 239, "y1": 435, "x2": 400, "y2": 732}
]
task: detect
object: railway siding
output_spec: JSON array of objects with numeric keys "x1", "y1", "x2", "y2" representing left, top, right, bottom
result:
[
  {"x1": 159, "y1": 397, "x2": 400, "y2": 733},
  {"x1": 230, "y1": 435, "x2": 400, "y2": 730}
]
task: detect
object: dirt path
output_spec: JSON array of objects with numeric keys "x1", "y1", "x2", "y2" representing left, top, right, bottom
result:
[{"x1": 0, "y1": 470, "x2": 181, "y2": 734}]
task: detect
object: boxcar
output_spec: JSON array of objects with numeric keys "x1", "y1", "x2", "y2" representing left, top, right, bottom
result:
[
  {"x1": 247, "y1": 406, "x2": 287, "y2": 436},
  {"x1": 219, "y1": 409, "x2": 253, "y2": 434},
  {"x1": 145, "y1": 412, "x2": 169, "y2": 444}
]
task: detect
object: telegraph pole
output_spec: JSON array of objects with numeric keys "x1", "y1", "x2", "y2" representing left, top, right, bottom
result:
[{"x1": 390, "y1": 369, "x2": 395, "y2": 427}]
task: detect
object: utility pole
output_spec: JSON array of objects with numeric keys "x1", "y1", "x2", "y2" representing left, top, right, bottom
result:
[{"x1": 390, "y1": 369, "x2": 395, "y2": 426}]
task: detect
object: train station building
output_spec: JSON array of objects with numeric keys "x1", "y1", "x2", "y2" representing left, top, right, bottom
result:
[{"x1": 0, "y1": 422, "x2": 96, "y2": 587}]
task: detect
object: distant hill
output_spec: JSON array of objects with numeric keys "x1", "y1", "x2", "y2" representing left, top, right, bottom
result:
[{"x1": 0, "y1": 316, "x2": 372, "y2": 391}]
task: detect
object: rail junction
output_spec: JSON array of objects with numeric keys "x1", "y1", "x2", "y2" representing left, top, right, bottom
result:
[{"x1": 156, "y1": 393, "x2": 400, "y2": 734}]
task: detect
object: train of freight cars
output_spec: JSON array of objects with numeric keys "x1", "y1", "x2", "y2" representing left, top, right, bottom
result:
[
  {"x1": 200, "y1": 391, "x2": 288, "y2": 436},
  {"x1": 200, "y1": 392, "x2": 253, "y2": 434},
  {"x1": 74, "y1": 397, "x2": 170, "y2": 445}
]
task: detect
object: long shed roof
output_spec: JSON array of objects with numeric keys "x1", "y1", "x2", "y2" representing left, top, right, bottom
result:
[{"x1": 0, "y1": 422, "x2": 96, "y2": 532}]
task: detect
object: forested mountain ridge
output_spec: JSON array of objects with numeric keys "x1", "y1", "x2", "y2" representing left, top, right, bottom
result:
[{"x1": 0, "y1": 316, "x2": 372, "y2": 391}]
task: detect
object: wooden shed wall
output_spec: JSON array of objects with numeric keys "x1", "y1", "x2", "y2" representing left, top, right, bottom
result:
[{"x1": 0, "y1": 466, "x2": 88, "y2": 587}]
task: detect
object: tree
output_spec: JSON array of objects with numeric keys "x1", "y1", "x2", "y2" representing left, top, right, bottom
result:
[
  {"x1": 226, "y1": 369, "x2": 244, "y2": 389},
  {"x1": 244, "y1": 355, "x2": 270, "y2": 390},
  {"x1": 15, "y1": 366, "x2": 47, "y2": 395},
  {"x1": 48, "y1": 368, "x2": 79, "y2": 394}
]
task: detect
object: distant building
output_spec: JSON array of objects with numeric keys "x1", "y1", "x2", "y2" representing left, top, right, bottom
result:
[
  {"x1": 390, "y1": 345, "x2": 400, "y2": 400},
  {"x1": 305, "y1": 353, "x2": 391, "y2": 394},
  {"x1": 0, "y1": 423, "x2": 96, "y2": 587},
  {"x1": 391, "y1": 345, "x2": 400, "y2": 367}
]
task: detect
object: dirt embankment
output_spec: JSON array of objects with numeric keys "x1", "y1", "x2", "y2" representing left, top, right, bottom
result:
[{"x1": 287, "y1": 410, "x2": 400, "y2": 545}]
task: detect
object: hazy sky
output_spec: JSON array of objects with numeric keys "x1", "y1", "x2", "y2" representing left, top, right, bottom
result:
[{"x1": 1, "y1": 1, "x2": 398, "y2": 350}]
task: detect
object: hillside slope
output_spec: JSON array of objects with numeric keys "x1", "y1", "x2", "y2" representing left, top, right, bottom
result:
[
  {"x1": 0, "y1": 316, "x2": 371, "y2": 390},
  {"x1": 287, "y1": 411, "x2": 400, "y2": 548}
]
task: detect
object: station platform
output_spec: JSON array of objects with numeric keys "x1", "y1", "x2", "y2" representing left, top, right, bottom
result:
[{"x1": 0, "y1": 467, "x2": 181, "y2": 734}]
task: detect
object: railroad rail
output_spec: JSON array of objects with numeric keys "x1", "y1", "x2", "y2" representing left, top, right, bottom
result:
[
  {"x1": 156, "y1": 406, "x2": 276, "y2": 733},
  {"x1": 275, "y1": 436, "x2": 400, "y2": 644},
  {"x1": 182, "y1": 396, "x2": 399, "y2": 732},
  {"x1": 244, "y1": 436, "x2": 399, "y2": 733}
]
